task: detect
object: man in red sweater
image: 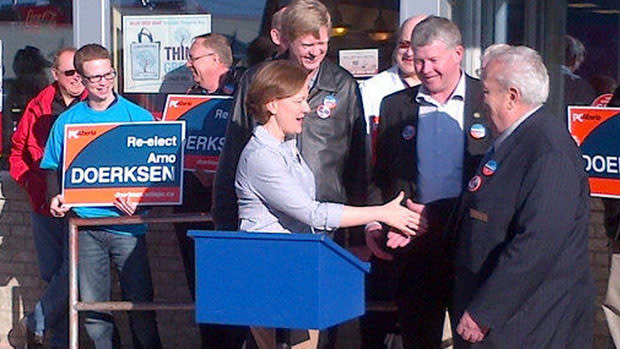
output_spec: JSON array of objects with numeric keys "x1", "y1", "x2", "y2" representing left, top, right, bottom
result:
[{"x1": 8, "y1": 47, "x2": 86, "y2": 348}]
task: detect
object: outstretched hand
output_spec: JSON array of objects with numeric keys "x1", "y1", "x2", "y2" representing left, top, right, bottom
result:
[
  {"x1": 379, "y1": 192, "x2": 425, "y2": 236},
  {"x1": 405, "y1": 199, "x2": 428, "y2": 235},
  {"x1": 385, "y1": 229, "x2": 412, "y2": 249}
]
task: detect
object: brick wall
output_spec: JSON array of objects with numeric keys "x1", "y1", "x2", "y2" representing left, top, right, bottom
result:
[
  {"x1": 0, "y1": 171, "x2": 613, "y2": 348},
  {"x1": 0, "y1": 172, "x2": 199, "y2": 348}
]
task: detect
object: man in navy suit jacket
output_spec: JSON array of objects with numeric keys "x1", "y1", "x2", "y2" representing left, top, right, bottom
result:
[{"x1": 452, "y1": 45, "x2": 594, "y2": 348}]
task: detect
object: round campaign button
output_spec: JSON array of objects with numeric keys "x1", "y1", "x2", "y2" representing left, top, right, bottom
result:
[
  {"x1": 402, "y1": 125, "x2": 416, "y2": 140},
  {"x1": 222, "y1": 83, "x2": 235, "y2": 95},
  {"x1": 468, "y1": 175, "x2": 482, "y2": 192},
  {"x1": 482, "y1": 160, "x2": 497, "y2": 176},
  {"x1": 470, "y1": 123, "x2": 486, "y2": 139},
  {"x1": 317, "y1": 104, "x2": 331, "y2": 119},
  {"x1": 323, "y1": 95, "x2": 337, "y2": 109}
]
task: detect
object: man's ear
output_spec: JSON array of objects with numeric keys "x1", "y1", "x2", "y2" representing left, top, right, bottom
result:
[
  {"x1": 507, "y1": 87, "x2": 520, "y2": 109},
  {"x1": 270, "y1": 28, "x2": 281, "y2": 46}
]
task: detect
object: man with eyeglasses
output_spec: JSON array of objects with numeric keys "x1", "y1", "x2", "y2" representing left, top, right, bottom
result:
[
  {"x1": 178, "y1": 33, "x2": 247, "y2": 349},
  {"x1": 8, "y1": 46, "x2": 86, "y2": 349},
  {"x1": 40, "y1": 44, "x2": 162, "y2": 348},
  {"x1": 360, "y1": 15, "x2": 427, "y2": 135},
  {"x1": 186, "y1": 33, "x2": 240, "y2": 95}
]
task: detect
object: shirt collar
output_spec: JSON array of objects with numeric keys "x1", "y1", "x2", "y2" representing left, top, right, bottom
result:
[
  {"x1": 253, "y1": 125, "x2": 297, "y2": 150},
  {"x1": 494, "y1": 104, "x2": 543, "y2": 150},
  {"x1": 415, "y1": 71, "x2": 465, "y2": 105}
]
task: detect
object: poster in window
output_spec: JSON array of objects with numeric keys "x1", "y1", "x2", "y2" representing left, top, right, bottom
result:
[
  {"x1": 338, "y1": 49, "x2": 379, "y2": 78},
  {"x1": 123, "y1": 14, "x2": 211, "y2": 93}
]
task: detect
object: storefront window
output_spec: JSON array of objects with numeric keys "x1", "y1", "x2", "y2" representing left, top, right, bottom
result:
[
  {"x1": 0, "y1": 0, "x2": 73, "y2": 162},
  {"x1": 474, "y1": 0, "x2": 619, "y2": 118},
  {"x1": 110, "y1": 0, "x2": 399, "y2": 115}
]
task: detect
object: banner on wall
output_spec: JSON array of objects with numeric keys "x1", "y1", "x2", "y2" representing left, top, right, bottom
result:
[
  {"x1": 568, "y1": 106, "x2": 620, "y2": 198},
  {"x1": 62, "y1": 121, "x2": 185, "y2": 206},
  {"x1": 162, "y1": 94, "x2": 231, "y2": 172},
  {"x1": 122, "y1": 14, "x2": 211, "y2": 93}
]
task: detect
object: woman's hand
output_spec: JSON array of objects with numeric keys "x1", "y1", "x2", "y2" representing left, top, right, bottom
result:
[{"x1": 378, "y1": 192, "x2": 428, "y2": 236}]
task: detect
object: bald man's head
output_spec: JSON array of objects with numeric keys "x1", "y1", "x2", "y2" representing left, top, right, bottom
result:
[{"x1": 394, "y1": 15, "x2": 428, "y2": 82}]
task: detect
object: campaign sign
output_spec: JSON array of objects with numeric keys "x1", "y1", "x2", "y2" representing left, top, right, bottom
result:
[
  {"x1": 62, "y1": 121, "x2": 185, "y2": 206},
  {"x1": 568, "y1": 106, "x2": 620, "y2": 198},
  {"x1": 162, "y1": 95, "x2": 231, "y2": 172}
]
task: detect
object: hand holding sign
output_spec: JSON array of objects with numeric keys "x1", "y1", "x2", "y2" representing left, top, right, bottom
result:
[
  {"x1": 114, "y1": 196, "x2": 138, "y2": 216},
  {"x1": 50, "y1": 194, "x2": 70, "y2": 218}
]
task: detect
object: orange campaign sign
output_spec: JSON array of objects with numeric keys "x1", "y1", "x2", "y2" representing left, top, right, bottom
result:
[
  {"x1": 62, "y1": 121, "x2": 185, "y2": 206},
  {"x1": 162, "y1": 94, "x2": 231, "y2": 172},
  {"x1": 568, "y1": 106, "x2": 620, "y2": 198}
]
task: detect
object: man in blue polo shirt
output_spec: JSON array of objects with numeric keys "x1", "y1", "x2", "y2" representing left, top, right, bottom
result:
[{"x1": 40, "y1": 44, "x2": 162, "y2": 349}]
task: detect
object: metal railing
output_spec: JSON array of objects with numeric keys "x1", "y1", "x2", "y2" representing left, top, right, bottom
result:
[{"x1": 67, "y1": 213, "x2": 212, "y2": 349}]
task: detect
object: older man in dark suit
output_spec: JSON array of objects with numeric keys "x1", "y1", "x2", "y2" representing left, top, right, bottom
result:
[
  {"x1": 452, "y1": 45, "x2": 594, "y2": 348},
  {"x1": 367, "y1": 16, "x2": 493, "y2": 347}
]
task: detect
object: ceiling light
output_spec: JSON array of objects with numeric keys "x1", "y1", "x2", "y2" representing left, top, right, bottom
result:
[
  {"x1": 592, "y1": 9, "x2": 620, "y2": 14},
  {"x1": 568, "y1": 3, "x2": 598, "y2": 8}
]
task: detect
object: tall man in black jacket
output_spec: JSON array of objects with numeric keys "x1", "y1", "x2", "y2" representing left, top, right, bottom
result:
[
  {"x1": 213, "y1": 1, "x2": 367, "y2": 347},
  {"x1": 214, "y1": 0, "x2": 367, "y2": 234},
  {"x1": 366, "y1": 16, "x2": 493, "y2": 347}
]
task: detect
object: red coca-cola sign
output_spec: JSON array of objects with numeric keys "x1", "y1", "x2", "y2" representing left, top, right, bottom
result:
[{"x1": 16, "y1": 5, "x2": 68, "y2": 28}]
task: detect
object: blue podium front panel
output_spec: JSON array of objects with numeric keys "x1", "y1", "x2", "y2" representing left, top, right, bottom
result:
[{"x1": 188, "y1": 231, "x2": 370, "y2": 330}]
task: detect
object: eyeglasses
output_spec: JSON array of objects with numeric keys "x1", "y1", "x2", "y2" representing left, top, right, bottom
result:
[
  {"x1": 187, "y1": 52, "x2": 216, "y2": 63},
  {"x1": 82, "y1": 70, "x2": 116, "y2": 83},
  {"x1": 57, "y1": 69, "x2": 77, "y2": 77},
  {"x1": 397, "y1": 40, "x2": 411, "y2": 49}
]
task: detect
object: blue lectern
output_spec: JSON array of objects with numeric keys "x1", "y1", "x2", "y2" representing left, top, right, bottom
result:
[{"x1": 188, "y1": 230, "x2": 370, "y2": 330}]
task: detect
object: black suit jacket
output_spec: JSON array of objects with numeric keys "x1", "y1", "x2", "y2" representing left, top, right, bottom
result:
[
  {"x1": 369, "y1": 75, "x2": 493, "y2": 296},
  {"x1": 370, "y1": 75, "x2": 491, "y2": 206},
  {"x1": 453, "y1": 107, "x2": 594, "y2": 348}
]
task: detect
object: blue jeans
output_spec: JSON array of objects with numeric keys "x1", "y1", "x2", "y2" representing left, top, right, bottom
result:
[
  {"x1": 79, "y1": 229, "x2": 161, "y2": 349},
  {"x1": 26, "y1": 212, "x2": 68, "y2": 347}
]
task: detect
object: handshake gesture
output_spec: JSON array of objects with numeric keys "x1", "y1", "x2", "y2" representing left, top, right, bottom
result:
[{"x1": 366, "y1": 195, "x2": 429, "y2": 261}]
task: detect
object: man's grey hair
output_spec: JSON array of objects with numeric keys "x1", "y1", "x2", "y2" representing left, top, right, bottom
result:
[
  {"x1": 411, "y1": 16, "x2": 461, "y2": 48},
  {"x1": 481, "y1": 43, "x2": 511, "y2": 68},
  {"x1": 483, "y1": 46, "x2": 549, "y2": 105}
]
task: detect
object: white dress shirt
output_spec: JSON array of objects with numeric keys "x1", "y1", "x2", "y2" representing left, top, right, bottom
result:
[
  {"x1": 359, "y1": 65, "x2": 408, "y2": 134},
  {"x1": 415, "y1": 73, "x2": 466, "y2": 204}
]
